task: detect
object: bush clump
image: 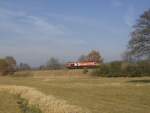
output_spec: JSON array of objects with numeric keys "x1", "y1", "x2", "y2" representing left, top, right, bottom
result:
[
  {"x1": 91, "y1": 60, "x2": 150, "y2": 77},
  {"x1": 0, "y1": 57, "x2": 17, "y2": 76},
  {"x1": 17, "y1": 97, "x2": 42, "y2": 113},
  {"x1": 82, "y1": 69, "x2": 89, "y2": 74},
  {"x1": 0, "y1": 59, "x2": 9, "y2": 75}
]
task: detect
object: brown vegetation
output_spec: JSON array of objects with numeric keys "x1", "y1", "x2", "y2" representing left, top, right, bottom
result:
[{"x1": 0, "y1": 85, "x2": 89, "y2": 113}]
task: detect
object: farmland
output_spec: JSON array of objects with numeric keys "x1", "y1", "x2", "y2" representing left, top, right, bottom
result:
[{"x1": 0, "y1": 70, "x2": 150, "y2": 113}]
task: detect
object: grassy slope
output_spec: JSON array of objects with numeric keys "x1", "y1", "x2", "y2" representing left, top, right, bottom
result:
[
  {"x1": 0, "y1": 70, "x2": 150, "y2": 113},
  {"x1": 0, "y1": 92, "x2": 21, "y2": 113}
]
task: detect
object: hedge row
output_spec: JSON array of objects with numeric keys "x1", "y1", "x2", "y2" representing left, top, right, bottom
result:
[{"x1": 91, "y1": 60, "x2": 150, "y2": 77}]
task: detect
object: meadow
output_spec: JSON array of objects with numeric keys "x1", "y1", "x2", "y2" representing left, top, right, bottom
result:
[
  {"x1": 0, "y1": 70, "x2": 150, "y2": 113},
  {"x1": 0, "y1": 92, "x2": 21, "y2": 113}
]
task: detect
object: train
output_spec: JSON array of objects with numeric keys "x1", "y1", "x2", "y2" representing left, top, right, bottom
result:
[{"x1": 65, "y1": 61, "x2": 100, "y2": 69}]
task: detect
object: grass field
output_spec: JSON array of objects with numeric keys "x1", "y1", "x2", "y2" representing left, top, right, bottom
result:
[
  {"x1": 0, "y1": 92, "x2": 21, "y2": 113},
  {"x1": 0, "y1": 70, "x2": 150, "y2": 113}
]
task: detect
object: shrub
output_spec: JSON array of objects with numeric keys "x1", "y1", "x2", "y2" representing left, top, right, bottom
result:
[
  {"x1": 93, "y1": 61, "x2": 123, "y2": 77},
  {"x1": 5, "y1": 56, "x2": 17, "y2": 74},
  {"x1": 82, "y1": 69, "x2": 88, "y2": 74},
  {"x1": 107, "y1": 61, "x2": 122, "y2": 77},
  {"x1": 0, "y1": 57, "x2": 17, "y2": 76},
  {"x1": 137, "y1": 60, "x2": 150, "y2": 76},
  {"x1": 17, "y1": 97, "x2": 42, "y2": 113},
  {"x1": 91, "y1": 60, "x2": 150, "y2": 77},
  {"x1": 0, "y1": 59, "x2": 9, "y2": 75},
  {"x1": 91, "y1": 64, "x2": 109, "y2": 77},
  {"x1": 122, "y1": 63, "x2": 142, "y2": 77}
]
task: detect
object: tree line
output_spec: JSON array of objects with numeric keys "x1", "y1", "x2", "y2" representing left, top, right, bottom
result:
[
  {"x1": 0, "y1": 9, "x2": 149, "y2": 77},
  {"x1": 0, "y1": 49, "x2": 103, "y2": 75},
  {"x1": 39, "y1": 50, "x2": 103, "y2": 70},
  {"x1": 0, "y1": 56, "x2": 31, "y2": 75},
  {"x1": 92, "y1": 9, "x2": 150, "y2": 77}
]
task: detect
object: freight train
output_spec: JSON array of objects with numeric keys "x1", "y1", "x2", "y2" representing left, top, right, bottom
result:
[{"x1": 65, "y1": 61, "x2": 100, "y2": 69}]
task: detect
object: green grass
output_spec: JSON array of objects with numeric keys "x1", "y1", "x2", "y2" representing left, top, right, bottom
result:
[
  {"x1": 0, "y1": 70, "x2": 150, "y2": 113},
  {"x1": 0, "y1": 92, "x2": 21, "y2": 113}
]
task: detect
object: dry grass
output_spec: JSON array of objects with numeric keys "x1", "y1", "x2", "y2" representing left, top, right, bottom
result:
[
  {"x1": 0, "y1": 70, "x2": 150, "y2": 113},
  {"x1": 0, "y1": 92, "x2": 21, "y2": 113},
  {"x1": 33, "y1": 69, "x2": 90, "y2": 78},
  {"x1": 0, "y1": 85, "x2": 89, "y2": 113}
]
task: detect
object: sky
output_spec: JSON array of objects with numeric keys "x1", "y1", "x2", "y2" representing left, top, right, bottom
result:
[{"x1": 0, "y1": 0, "x2": 150, "y2": 66}]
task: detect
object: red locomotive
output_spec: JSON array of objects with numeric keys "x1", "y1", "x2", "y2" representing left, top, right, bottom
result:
[{"x1": 65, "y1": 61, "x2": 100, "y2": 69}]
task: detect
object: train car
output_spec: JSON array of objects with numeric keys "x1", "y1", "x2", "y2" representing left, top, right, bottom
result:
[{"x1": 65, "y1": 61, "x2": 100, "y2": 69}]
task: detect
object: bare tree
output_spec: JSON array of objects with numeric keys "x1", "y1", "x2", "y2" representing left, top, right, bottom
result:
[
  {"x1": 87, "y1": 50, "x2": 103, "y2": 63},
  {"x1": 18, "y1": 63, "x2": 31, "y2": 71},
  {"x1": 78, "y1": 55, "x2": 87, "y2": 62},
  {"x1": 5, "y1": 56, "x2": 17, "y2": 74},
  {"x1": 0, "y1": 59, "x2": 9, "y2": 75},
  {"x1": 47, "y1": 57, "x2": 62, "y2": 69},
  {"x1": 128, "y1": 9, "x2": 150, "y2": 60},
  {"x1": 122, "y1": 51, "x2": 134, "y2": 62}
]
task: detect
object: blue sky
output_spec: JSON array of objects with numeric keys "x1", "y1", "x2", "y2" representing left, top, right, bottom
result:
[{"x1": 0, "y1": 0, "x2": 150, "y2": 66}]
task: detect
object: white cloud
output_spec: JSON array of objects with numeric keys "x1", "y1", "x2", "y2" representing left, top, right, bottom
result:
[
  {"x1": 0, "y1": 8, "x2": 89, "y2": 66},
  {"x1": 0, "y1": 6, "x2": 128, "y2": 66},
  {"x1": 47, "y1": 12, "x2": 102, "y2": 28},
  {"x1": 0, "y1": 8, "x2": 65, "y2": 38}
]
